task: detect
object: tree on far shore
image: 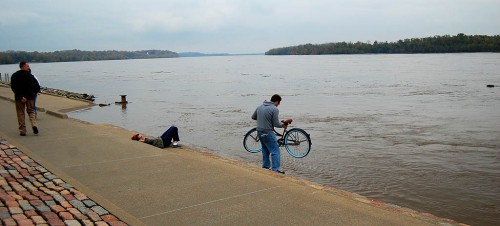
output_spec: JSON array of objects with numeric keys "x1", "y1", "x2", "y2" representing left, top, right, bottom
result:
[
  {"x1": 265, "y1": 33, "x2": 500, "y2": 55},
  {"x1": 0, "y1": 49, "x2": 178, "y2": 65}
]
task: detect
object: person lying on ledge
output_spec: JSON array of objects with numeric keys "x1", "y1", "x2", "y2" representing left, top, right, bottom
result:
[{"x1": 131, "y1": 125, "x2": 180, "y2": 148}]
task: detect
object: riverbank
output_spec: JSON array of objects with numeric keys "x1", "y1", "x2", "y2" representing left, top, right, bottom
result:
[
  {"x1": 0, "y1": 80, "x2": 95, "y2": 102},
  {"x1": 0, "y1": 86, "x2": 463, "y2": 225}
]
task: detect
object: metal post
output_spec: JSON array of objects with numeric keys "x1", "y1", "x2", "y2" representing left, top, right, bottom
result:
[
  {"x1": 115, "y1": 95, "x2": 128, "y2": 110},
  {"x1": 120, "y1": 95, "x2": 128, "y2": 103}
]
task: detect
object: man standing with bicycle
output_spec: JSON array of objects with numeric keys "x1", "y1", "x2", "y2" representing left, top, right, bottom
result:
[{"x1": 252, "y1": 94, "x2": 291, "y2": 174}]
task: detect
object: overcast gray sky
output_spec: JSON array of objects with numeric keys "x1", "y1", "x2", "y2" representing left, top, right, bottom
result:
[{"x1": 1, "y1": 0, "x2": 499, "y2": 54}]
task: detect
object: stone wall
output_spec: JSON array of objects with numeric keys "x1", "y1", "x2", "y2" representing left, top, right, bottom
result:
[{"x1": 0, "y1": 81, "x2": 94, "y2": 102}]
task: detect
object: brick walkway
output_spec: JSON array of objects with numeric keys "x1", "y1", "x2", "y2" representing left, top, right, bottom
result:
[{"x1": 0, "y1": 139, "x2": 128, "y2": 226}]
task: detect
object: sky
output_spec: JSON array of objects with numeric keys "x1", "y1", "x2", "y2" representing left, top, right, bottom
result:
[{"x1": 1, "y1": 0, "x2": 499, "y2": 54}]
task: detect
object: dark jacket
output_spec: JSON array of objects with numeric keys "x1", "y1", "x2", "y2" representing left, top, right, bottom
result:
[
  {"x1": 10, "y1": 70, "x2": 35, "y2": 101},
  {"x1": 144, "y1": 137, "x2": 165, "y2": 148},
  {"x1": 32, "y1": 74, "x2": 41, "y2": 94}
]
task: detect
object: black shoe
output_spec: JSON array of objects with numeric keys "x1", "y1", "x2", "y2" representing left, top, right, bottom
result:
[
  {"x1": 276, "y1": 170, "x2": 285, "y2": 174},
  {"x1": 33, "y1": 126, "x2": 38, "y2": 134},
  {"x1": 20, "y1": 133, "x2": 26, "y2": 136}
]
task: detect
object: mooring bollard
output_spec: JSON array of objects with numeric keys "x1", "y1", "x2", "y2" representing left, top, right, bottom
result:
[
  {"x1": 115, "y1": 95, "x2": 128, "y2": 103},
  {"x1": 120, "y1": 95, "x2": 128, "y2": 103},
  {"x1": 115, "y1": 95, "x2": 128, "y2": 110}
]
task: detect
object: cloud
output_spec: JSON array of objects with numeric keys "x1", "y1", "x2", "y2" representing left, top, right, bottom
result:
[
  {"x1": 1, "y1": 0, "x2": 499, "y2": 53},
  {"x1": 120, "y1": 1, "x2": 234, "y2": 33}
]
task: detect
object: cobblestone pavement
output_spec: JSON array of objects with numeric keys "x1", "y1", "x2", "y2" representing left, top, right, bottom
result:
[{"x1": 0, "y1": 139, "x2": 128, "y2": 226}]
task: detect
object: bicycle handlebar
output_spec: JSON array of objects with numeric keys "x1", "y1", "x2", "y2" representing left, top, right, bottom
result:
[{"x1": 281, "y1": 119, "x2": 293, "y2": 125}]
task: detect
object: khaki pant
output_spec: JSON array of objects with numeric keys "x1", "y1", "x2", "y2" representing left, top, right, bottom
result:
[{"x1": 15, "y1": 100, "x2": 37, "y2": 134}]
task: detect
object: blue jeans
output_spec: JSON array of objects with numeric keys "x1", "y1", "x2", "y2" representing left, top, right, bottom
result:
[
  {"x1": 160, "y1": 126, "x2": 180, "y2": 148},
  {"x1": 258, "y1": 131, "x2": 281, "y2": 171},
  {"x1": 33, "y1": 93, "x2": 37, "y2": 113}
]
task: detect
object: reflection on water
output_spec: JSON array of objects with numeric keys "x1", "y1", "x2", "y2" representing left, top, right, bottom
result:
[{"x1": 2, "y1": 53, "x2": 499, "y2": 225}]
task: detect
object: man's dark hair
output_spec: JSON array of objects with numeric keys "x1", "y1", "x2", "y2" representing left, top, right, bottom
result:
[
  {"x1": 271, "y1": 94, "x2": 282, "y2": 103},
  {"x1": 19, "y1": 61, "x2": 27, "y2": 69}
]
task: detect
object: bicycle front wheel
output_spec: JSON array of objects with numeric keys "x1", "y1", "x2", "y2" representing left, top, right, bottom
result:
[
  {"x1": 243, "y1": 128, "x2": 262, "y2": 153},
  {"x1": 284, "y1": 128, "x2": 311, "y2": 158}
]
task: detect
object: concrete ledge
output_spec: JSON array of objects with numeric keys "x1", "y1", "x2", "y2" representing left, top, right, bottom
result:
[
  {"x1": 0, "y1": 95, "x2": 50, "y2": 115},
  {"x1": 46, "y1": 110, "x2": 68, "y2": 119}
]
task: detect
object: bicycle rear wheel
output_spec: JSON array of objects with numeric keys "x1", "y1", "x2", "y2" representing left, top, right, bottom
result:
[
  {"x1": 243, "y1": 128, "x2": 262, "y2": 153},
  {"x1": 284, "y1": 128, "x2": 311, "y2": 158}
]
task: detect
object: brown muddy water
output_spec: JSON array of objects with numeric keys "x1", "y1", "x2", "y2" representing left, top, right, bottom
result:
[{"x1": 2, "y1": 53, "x2": 499, "y2": 225}]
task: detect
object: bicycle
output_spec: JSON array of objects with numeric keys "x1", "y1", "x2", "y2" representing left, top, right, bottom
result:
[{"x1": 243, "y1": 122, "x2": 312, "y2": 158}]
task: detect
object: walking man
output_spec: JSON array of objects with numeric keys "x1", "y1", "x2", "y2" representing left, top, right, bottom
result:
[
  {"x1": 251, "y1": 94, "x2": 291, "y2": 174},
  {"x1": 11, "y1": 61, "x2": 38, "y2": 136}
]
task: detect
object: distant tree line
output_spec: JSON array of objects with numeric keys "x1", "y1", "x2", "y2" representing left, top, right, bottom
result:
[
  {"x1": 265, "y1": 34, "x2": 500, "y2": 55},
  {"x1": 0, "y1": 49, "x2": 178, "y2": 65}
]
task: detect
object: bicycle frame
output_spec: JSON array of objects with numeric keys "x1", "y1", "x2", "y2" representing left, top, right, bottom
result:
[
  {"x1": 274, "y1": 128, "x2": 286, "y2": 147},
  {"x1": 243, "y1": 126, "x2": 312, "y2": 158}
]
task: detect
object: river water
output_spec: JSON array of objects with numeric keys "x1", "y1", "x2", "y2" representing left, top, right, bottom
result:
[{"x1": 1, "y1": 53, "x2": 499, "y2": 225}]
